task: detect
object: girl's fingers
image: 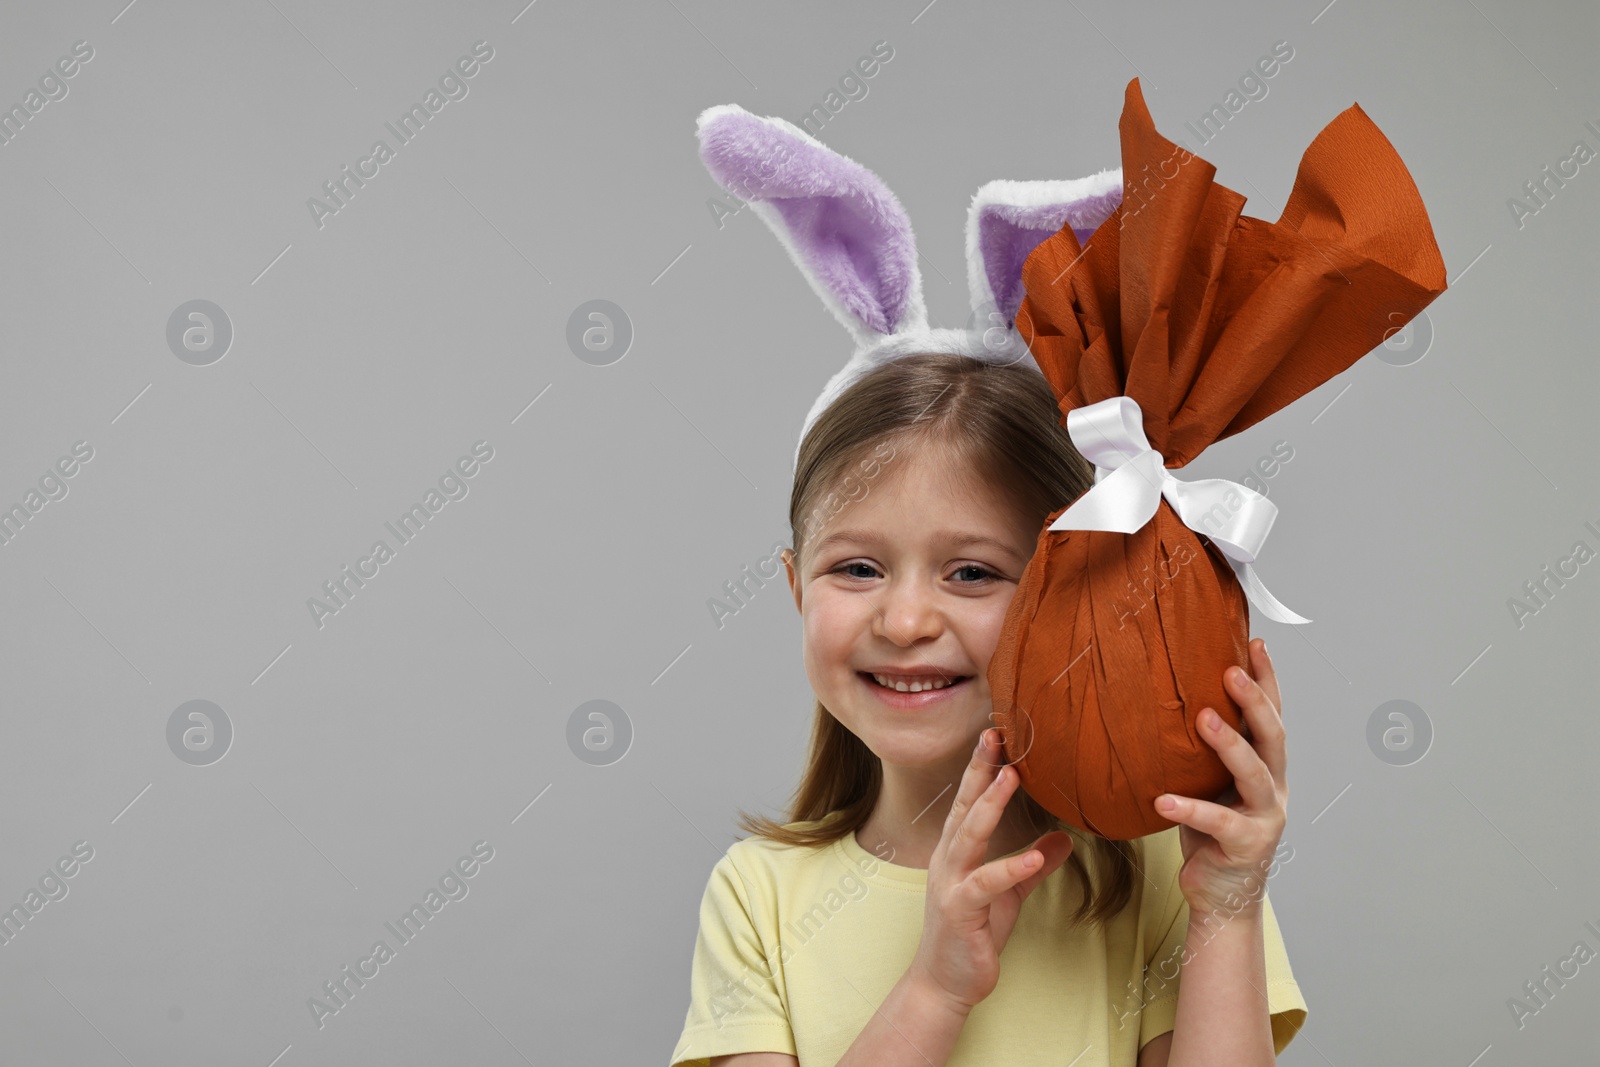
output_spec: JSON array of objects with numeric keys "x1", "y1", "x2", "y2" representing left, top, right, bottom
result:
[
  {"x1": 1013, "y1": 831, "x2": 1074, "y2": 895},
  {"x1": 1228, "y1": 657, "x2": 1288, "y2": 789},
  {"x1": 963, "y1": 831, "x2": 1072, "y2": 908},
  {"x1": 1250, "y1": 639, "x2": 1283, "y2": 723},
  {"x1": 1158, "y1": 791, "x2": 1253, "y2": 844},
  {"x1": 947, "y1": 752, "x2": 1022, "y2": 874},
  {"x1": 1199, "y1": 705, "x2": 1278, "y2": 813},
  {"x1": 935, "y1": 730, "x2": 1004, "y2": 869}
]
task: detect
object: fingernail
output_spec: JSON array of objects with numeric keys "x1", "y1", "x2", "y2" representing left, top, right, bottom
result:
[{"x1": 1156, "y1": 795, "x2": 1177, "y2": 812}]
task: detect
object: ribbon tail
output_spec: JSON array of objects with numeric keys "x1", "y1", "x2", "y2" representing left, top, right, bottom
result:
[
  {"x1": 1227, "y1": 557, "x2": 1312, "y2": 625},
  {"x1": 1164, "y1": 475, "x2": 1279, "y2": 560}
]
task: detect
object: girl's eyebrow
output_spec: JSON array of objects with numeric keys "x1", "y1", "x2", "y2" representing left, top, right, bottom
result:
[{"x1": 814, "y1": 528, "x2": 1024, "y2": 562}]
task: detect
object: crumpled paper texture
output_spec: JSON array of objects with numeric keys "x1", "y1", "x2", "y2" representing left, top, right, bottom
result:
[{"x1": 988, "y1": 77, "x2": 1447, "y2": 840}]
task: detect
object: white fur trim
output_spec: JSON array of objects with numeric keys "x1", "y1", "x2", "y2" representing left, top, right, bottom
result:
[
  {"x1": 696, "y1": 102, "x2": 835, "y2": 155},
  {"x1": 963, "y1": 171, "x2": 1122, "y2": 319}
]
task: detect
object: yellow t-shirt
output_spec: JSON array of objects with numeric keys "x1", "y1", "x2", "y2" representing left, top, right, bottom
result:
[{"x1": 670, "y1": 813, "x2": 1306, "y2": 1066}]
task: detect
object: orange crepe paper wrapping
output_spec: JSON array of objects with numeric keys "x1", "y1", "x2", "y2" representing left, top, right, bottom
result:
[{"x1": 988, "y1": 78, "x2": 1448, "y2": 840}]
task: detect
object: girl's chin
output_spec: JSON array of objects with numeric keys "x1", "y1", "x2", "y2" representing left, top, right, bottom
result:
[
  {"x1": 860, "y1": 735, "x2": 990, "y2": 777},
  {"x1": 836, "y1": 679, "x2": 993, "y2": 757}
]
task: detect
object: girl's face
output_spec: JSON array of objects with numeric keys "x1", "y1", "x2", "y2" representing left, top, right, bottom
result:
[{"x1": 782, "y1": 442, "x2": 1039, "y2": 775}]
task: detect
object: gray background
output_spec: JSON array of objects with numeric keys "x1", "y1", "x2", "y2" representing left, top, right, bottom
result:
[{"x1": 0, "y1": 0, "x2": 1594, "y2": 1064}]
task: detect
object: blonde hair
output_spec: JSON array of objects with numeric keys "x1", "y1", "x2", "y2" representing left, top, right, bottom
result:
[{"x1": 737, "y1": 352, "x2": 1137, "y2": 927}]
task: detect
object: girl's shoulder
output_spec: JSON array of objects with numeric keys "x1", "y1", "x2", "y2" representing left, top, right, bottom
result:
[
  {"x1": 707, "y1": 811, "x2": 856, "y2": 906},
  {"x1": 731, "y1": 809, "x2": 860, "y2": 867},
  {"x1": 730, "y1": 810, "x2": 850, "y2": 859}
]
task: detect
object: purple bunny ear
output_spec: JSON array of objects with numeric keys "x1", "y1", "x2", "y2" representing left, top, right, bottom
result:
[
  {"x1": 964, "y1": 172, "x2": 1123, "y2": 332},
  {"x1": 696, "y1": 103, "x2": 927, "y2": 351}
]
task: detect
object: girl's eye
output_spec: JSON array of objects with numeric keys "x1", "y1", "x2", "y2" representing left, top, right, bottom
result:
[
  {"x1": 831, "y1": 561, "x2": 880, "y2": 582},
  {"x1": 828, "y1": 562, "x2": 1000, "y2": 584},
  {"x1": 953, "y1": 564, "x2": 1000, "y2": 584}
]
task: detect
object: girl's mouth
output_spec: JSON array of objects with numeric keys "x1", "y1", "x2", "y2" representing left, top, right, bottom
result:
[{"x1": 858, "y1": 671, "x2": 972, "y2": 709}]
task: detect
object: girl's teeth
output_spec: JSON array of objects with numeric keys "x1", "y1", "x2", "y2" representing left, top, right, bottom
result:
[{"x1": 871, "y1": 673, "x2": 960, "y2": 693}]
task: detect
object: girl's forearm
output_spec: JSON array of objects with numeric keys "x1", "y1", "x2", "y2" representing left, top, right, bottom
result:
[
  {"x1": 1166, "y1": 904, "x2": 1276, "y2": 1067},
  {"x1": 835, "y1": 967, "x2": 971, "y2": 1067}
]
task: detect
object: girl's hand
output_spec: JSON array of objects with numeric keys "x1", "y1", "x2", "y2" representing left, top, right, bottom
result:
[
  {"x1": 1154, "y1": 638, "x2": 1288, "y2": 917},
  {"x1": 908, "y1": 729, "x2": 1075, "y2": 1015}
]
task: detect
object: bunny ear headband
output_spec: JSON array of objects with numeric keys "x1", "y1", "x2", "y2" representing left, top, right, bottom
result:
[{"x1": 695, "y1": 103, "x2": 1123, "y2": 466}]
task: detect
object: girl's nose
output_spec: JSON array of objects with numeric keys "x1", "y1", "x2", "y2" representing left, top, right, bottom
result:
[{"x1": 870, "y1": 578, "x2": 944, "y2": 645}]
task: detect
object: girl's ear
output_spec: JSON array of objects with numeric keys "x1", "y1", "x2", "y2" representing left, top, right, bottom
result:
[
  {"x1": 782, "y1": 548, "x2": 802, "y2": 613},
  {"x1": 964, "y1": 173, "x2": 1123, "y2": 341},
  {"x1": 696, "y1": 103, "x2": 928, "y2": 352}
]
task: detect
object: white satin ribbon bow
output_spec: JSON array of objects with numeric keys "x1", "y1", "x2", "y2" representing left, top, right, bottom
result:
[{"x1": 1047, "y1": 396, "x2": 1310, "y2": 625}]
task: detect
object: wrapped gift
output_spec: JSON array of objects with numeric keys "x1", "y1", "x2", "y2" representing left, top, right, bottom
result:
[{"x1": 989, "y1": 77, "x2": 1448, "y2": 840}]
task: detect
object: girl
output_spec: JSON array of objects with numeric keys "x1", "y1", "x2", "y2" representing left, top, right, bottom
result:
[{"x1": 669, "y1": 353, "x2": 1305, "y2": 1067}]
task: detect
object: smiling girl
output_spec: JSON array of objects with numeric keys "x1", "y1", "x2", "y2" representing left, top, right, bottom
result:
[{"x1": 669, "y1": 354, "x2": 1306, "y2": 1067}]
